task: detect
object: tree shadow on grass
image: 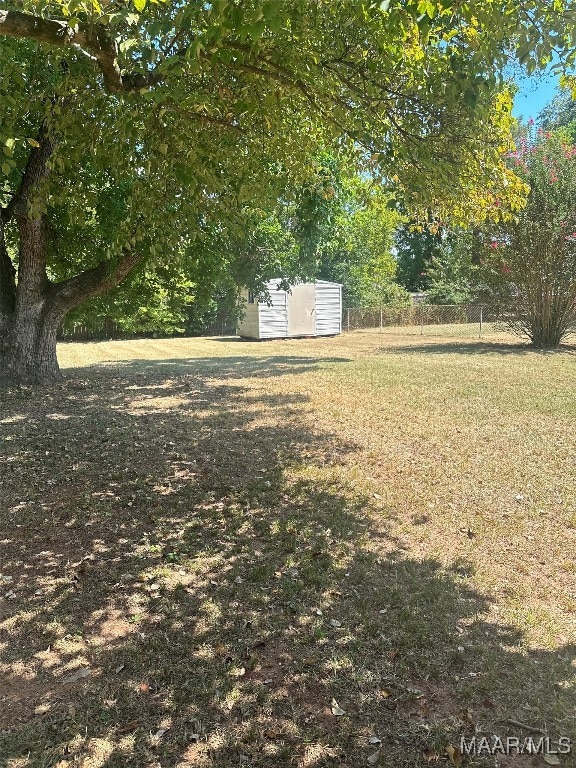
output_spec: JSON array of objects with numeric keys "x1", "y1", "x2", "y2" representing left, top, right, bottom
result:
[
  {"x1": 62, "y1": 354, "x2": 352, "y2": 380},
  {"x1": 0, "y1": 358, "x2": 574, "y2": 767},
  {"x1": 376, "y1": 340, "x2": 576, "y2": 357}
]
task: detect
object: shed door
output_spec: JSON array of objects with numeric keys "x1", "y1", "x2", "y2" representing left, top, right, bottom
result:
[{"x1": 287, "y1": 284, "x2": 316, "y2": 336}]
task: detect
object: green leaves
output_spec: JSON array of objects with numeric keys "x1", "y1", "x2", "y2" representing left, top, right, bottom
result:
[{"x1": 1, "y1": 0, "x2": 576, "y2": 339}]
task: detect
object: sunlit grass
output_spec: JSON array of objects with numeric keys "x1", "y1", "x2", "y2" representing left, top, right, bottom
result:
[{"x1": 1, "y1": 329, "x2": 575, "y2": 767}]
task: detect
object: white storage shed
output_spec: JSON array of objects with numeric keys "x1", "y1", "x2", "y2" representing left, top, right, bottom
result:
[{"x1": 237, "y1": 280, "x2": 342, "y2": 340}]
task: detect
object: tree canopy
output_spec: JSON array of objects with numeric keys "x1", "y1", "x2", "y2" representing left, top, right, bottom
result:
[
  {"x1": 538, "y1": 87, "x2": 576, "y2": 139},
  {"x1": 483, "y1": 127, "x2": 576, "y2": 346},
  {"x1": 2, "y1": 0, "x2": 576, "y2": 381}
]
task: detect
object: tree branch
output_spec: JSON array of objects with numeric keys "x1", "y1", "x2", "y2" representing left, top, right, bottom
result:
[
  {"x1": 52, "y1": 248, "x2": 144, "y2": 310},
  {"x1": 5, "y1": 121, "x2": 54, "y2": 222},
  {"x1": 0, "y1": 9, "x2": 160, "y2": 93}
]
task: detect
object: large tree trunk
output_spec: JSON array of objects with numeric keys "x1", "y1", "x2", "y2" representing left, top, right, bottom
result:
[
  {"x1": 0, "y1": 216, "x2": 64, "y2": 384},
  {"x1": 0, "y1": 125, "x2": 142, "y2": 386},
  {"x1": 0, "y1": 251, "x2": 142, "y2": 386},
  {"x1": 0, "y1": 304, "x2": 62, "y2": 384}
]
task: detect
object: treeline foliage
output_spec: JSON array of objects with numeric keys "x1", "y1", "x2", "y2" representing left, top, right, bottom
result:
[
  {"x1": 392, "y1": 93, "x2": 576, "y2": 347},
  {"x1": 539, "y1": 90, "x2": 576, "y2": 139},
  {"x1": 72, "y1": 95, "x2": 576, "y2": 337},
  {"x1": 394, "y1": 226, "x2": 484, "y2": 305},
  {"x1": 315, "y1": 180, "x2": 409, "y2": 308},
  {"x1": 66, "y1": 166, "x2": 409, "y2": 333}
]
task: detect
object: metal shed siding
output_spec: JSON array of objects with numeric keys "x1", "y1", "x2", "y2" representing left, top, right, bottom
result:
[
  {"x1": 236, "y1": 290, "x2": 261, "y2": 338},
  {"x1": 315, "y1": 281, "x2": 342, "y2": 335},
  {"x1": 237, "y1": 280, "x2": 341, "y2": 339},
  {"x1": 258, "y1": 287, "x2": 288, "y2": 338}
]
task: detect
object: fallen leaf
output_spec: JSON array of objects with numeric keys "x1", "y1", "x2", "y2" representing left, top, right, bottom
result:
[
  {"x1": 543, "y1": 756, "x2": 561, "y2": 766},
  {"x1": 422, "y1": 748, "x2": 438, "y2": 762},
  {"x1": 138, "y1": 682, "x2": 150, "y2": 693},
  {"x1": 389, "y1": 649, "x2": 399, "y2": 662},
  {"x1": 153, "y1": 728, "x2": 168, "y2": 738},
  {"x1": 330, "y1": 619, "x2": 342, "y2": 628},
  {"x1": 367, "y1": 749, "x2": 381, "y2": 764},
  {"x1": 62, "y1": 667, "x2": 91, "y2": 684},
  {"x1": 368, "y1": 736, "x2": 382, "y2": 745},
  {"x1": 330, "y1": 698, "x2": 345, "y2": 716},
  {"x1": 446, "y1": 744, "x2": 462, "y2": 767},
  {"x1": 114, "y1": 664, "x2": 125, "y2": 674}
]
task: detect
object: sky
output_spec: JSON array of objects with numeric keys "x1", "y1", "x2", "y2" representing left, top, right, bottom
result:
[{"x1": 512, "y1": 72, "x2": 561, "y2": 121}]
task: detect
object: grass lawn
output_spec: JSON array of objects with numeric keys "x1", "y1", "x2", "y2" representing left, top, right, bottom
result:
[{"x1": 1, "y1": 329, "x2": 575, "y2": 768}]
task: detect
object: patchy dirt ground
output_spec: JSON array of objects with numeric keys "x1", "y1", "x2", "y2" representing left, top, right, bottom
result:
[{"x1": 0, "y1": 330, "x2": 575, "y2": 768}]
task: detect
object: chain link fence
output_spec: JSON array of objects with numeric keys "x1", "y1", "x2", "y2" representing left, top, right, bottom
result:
[
  {"x1": 344, "y1": 304, "x2": 499, "y2": 337},
  {"x1": 59, "y1": 305, "x2": 501, "y2": 341},
  {"x1": 58, "y1": 315, "x2": 237, "y2": 342}
]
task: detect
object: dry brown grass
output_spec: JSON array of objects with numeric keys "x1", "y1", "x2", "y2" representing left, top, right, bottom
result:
[{"x1": 1, "y1": 328, "x2": 575, "y2": 768}]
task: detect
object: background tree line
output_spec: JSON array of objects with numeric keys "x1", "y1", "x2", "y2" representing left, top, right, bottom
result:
[{"x1": 66, "y1": 82, "x2": 576, "y2": 351}]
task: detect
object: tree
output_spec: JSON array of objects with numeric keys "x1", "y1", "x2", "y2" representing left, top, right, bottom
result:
[
  {"x1": 63, "y1": 261, "x2": 195, "y2": 336},
  {"x1": 184, "y1": 163, "x2": 407, "y2": 315},
  {"x1": 484, "y1": 129, "x2": 576, "y2": 347},
  {"x1": 394, "y1": 226, "x2": 443, "y2": 293},
  {"x1": 538, "y1": 89, "x2": 576, "y2": 139},
  {"x1": 316, "y1": 182, "x2": 408, "y2": 307},
  {"x1": 1, "y1": 1, "x2": 575, "y2": 383},
  {"x1": 424, "y1": 230, "x2": 483, "y2": 304}
]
